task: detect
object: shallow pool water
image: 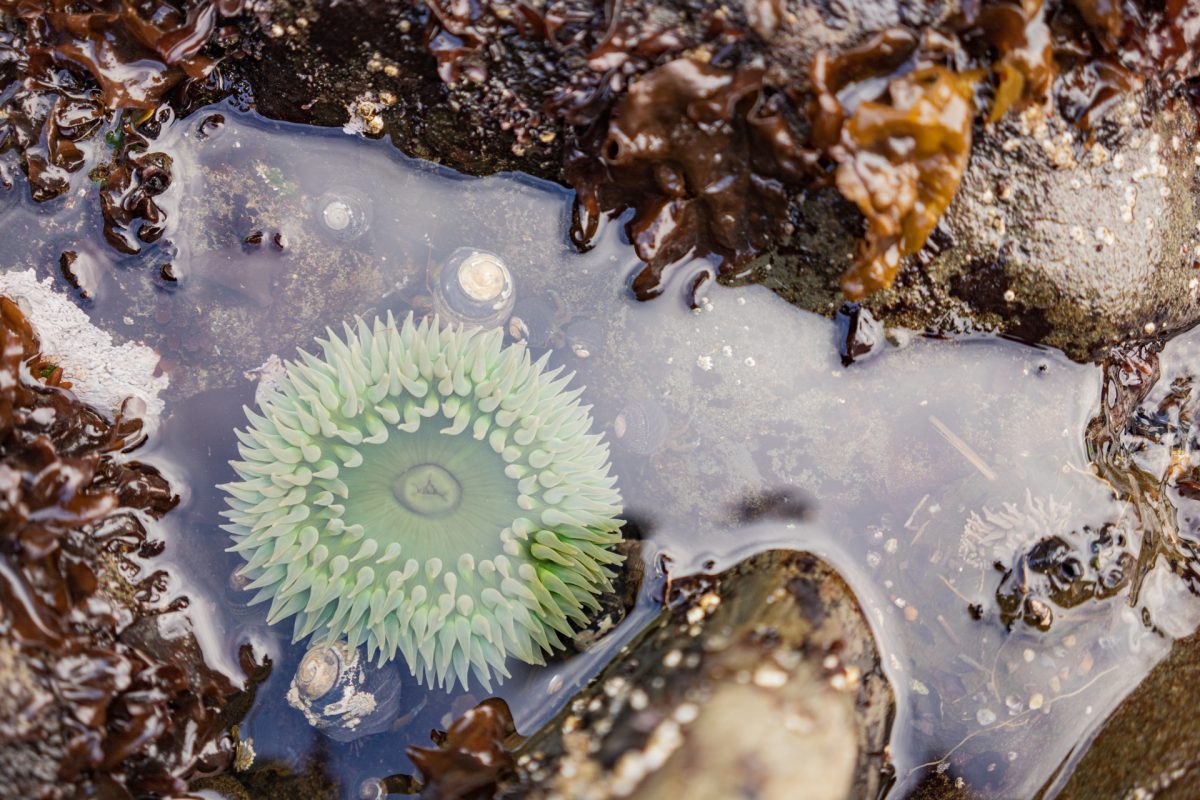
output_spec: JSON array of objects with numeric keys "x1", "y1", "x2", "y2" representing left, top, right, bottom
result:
[{"x1": 3, "y1": 105, "x2": 1199, "y2": 798}]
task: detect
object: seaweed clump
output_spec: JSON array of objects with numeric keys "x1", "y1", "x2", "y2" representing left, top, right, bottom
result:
[
  {"x1": 0, "y1": 0, "x2": 241, "y2": 201},
  {"x1": 811, "y1": 32, "x2": 976, "y2": 299},
  {"x1": 406, "y1": 698, "x2": 520, "y2": 799},
  {"x1": 572, "y1": 58, "x2": 814, "y2": 299},
  {"x1": 411, "y1": 0, "x2": 1200, "y2": 301},
  {"x1": 0, "y1": 297, "x2": 241, "y2": 798}
]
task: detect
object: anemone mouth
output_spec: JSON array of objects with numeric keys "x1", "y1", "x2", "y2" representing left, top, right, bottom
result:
[
  {"x1": 221, "y1": 313, "x2": 625, "y2": 692},
  {"x1": 341, "y1": 423, "x2": 521, "y2": 559},
  {"x1": 391, "y1": 463, "x2": 463, "y2": 517}
]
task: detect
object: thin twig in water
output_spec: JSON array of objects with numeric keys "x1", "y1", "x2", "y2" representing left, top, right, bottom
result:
[
  {"x1": 929, "y1": 415, "x2": 998, "y2": 481},
  {"x1": 905, "y1": 665, "x2": 1119, "y2": 779}
]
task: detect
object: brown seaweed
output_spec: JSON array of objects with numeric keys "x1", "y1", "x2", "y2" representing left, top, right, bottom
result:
[
  {"x1": 0, "y1": 296, "x2": 246, "y2": 799},
  {"x1": 574, "y1": 57, "x2": 815, "y2": 299},
  {"x1": 96, "y1": 115, "x2": 174, "y2": 254},
  {"x1": 0, "y1": 0, "x2": 239, "y2": 202},
  {"x1": 406, "y1": 698, "x2": 520, "y2": 800},
  {"x1": 814, "y1": 52, "x2": 976, "y2": 299}
]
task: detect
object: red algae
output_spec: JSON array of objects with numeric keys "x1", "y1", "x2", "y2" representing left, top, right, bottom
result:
[
  {"x1": 0, "y1": 296, "x2": 247, "y2": 799},
  {"x1": 2, "y1": 0, "x2": 1195, "y2": 298}
]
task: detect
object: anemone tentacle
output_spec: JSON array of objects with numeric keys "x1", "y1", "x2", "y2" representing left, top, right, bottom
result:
[{"x1": 221, "y1": 313, "x2": 624, "y2": 691}]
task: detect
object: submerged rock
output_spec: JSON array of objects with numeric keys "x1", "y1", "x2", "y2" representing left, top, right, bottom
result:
[
  {"x1": 0, "y1": 269, "x2": 168, "y2": 426},
  {"x1": 285, "y1": 642, "x2": 406, "y2": 743},
  {"x1": 1058, "y1": 627, "x2": 1200, "y2": 800},
  {"x1": 502, "y1": 549, "x2": 894, "y2": 799}
]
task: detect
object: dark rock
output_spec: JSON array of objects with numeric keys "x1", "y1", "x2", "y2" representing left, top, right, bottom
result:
[
  {"x1": 1056, "y1": 327, "x2": 1200, "y2": 799},
  {"x1": 835, "y1": 301, "x2": 882, "y2": 366},
  {"x1": 510, "y1": 549, "x2": 895, "y2": 799}
]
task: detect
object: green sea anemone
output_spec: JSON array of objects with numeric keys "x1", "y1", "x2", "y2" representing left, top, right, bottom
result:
[{"x1": 221, "y1": 313, "x2": 624, "y2": 691}]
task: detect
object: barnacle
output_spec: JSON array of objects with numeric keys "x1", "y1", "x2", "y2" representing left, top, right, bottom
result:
[{"x1": 221, "y1": 313, "x2": 624, "y2": 692}]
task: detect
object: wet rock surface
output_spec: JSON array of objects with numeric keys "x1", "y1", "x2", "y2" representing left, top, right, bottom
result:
[
  {"x1": 1040, "y1": 326, "x2": 1200, "y2": 799},
  {"x1": 859, "y1": 99, "x2": 1200, "y2": 361},
  {"x1": 0, "y1": 297, "x2": 253, "y2": 799},
  {"x1": 5, "y1": 0, "x2": 1200, "y2": 362},
  {"x1": 505, "y1": 549, "x2": 894, "y2": 799},
  {"x1": 229, "y1": 0, "x2": 1200, "y2": 360},
  {"x1": 1057, "y1": 626, "x2": 1200, "y2": 800}
]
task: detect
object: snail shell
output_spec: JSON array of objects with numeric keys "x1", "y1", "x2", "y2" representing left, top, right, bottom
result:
[
  {"x1": 430, "y1": 248, "x2": 515, "y2": 329},
  {"x1": 565, "y1": 319, "x2": 605, "y2": 359},
  {"x1": 286, "y1": 640, "x2": 403, "y2": 742},
  {"x1": 613, "y1": 398, "x2": 669, "y2": 456},
  {"x1": 313, "y1": 187, "x2": 372, "y2": 242},
  {"x1": 511, "y1": 293, "x2": 560, "y2": 349}
]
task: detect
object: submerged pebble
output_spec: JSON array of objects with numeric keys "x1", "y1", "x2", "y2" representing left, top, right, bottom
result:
[{"x1": 565, "y1": 318, "x2": 605, "y2": 359}]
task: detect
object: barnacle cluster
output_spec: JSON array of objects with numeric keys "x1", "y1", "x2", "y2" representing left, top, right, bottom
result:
[
  {"x1": 222, "y1": 313, "x2": 624, "y2": 692},
  {"x1": 0, "y1": 297, "x2": 240, "y2": 798}
]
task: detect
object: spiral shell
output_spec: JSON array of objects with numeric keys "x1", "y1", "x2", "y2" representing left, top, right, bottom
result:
[
  {"x1": 313, "y1": 187, "x2": 372, "y2": 241},
  {"x1": 430, "y1": 248, "x2": 515, "y2": 329},
  {"x1": 286, "y1": 640, "x2": 404, "y2": 742}
]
